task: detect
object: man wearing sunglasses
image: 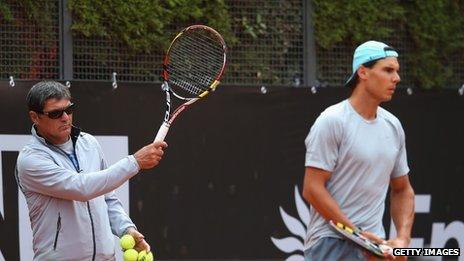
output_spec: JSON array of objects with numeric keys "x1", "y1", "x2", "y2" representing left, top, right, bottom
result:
[{"x1": 16, "y1": 81, "x2": 167, "y2": 260}]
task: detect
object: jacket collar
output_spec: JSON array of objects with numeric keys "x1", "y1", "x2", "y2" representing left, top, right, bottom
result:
[{"x1": 31, "y1": 125, "x2": 82, "y2": 147}]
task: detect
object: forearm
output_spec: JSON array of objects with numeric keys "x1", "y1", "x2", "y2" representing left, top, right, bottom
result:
[
  {"x1": 390, "y1": 185, "x2": 415, "y2": 241},
  {"x1": 304, "y1": 183, "x2": 354, "y2": 228}
]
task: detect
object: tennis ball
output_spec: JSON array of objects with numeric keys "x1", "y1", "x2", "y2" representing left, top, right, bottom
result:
[
  {"x1": 137, "y1": 250, "x2": 153, "y2": 261},
  {"x1": 137, "y1": 250, "x2": 154, "y2": 261},
  {"x1": 120, "y1": 234, "x2": 136, "y2": 250},
  {"x1": 124, "y1": 249, "x2": 139, "y2": 261},
  {"x1": 146, "y1": 251, "x2": 154, "y2": 261},
  {"x1": 137, "y1": 250, "x2": 147, "y2": 261}
]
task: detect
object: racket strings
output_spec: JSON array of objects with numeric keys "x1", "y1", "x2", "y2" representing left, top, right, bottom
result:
[
  {"x1": 167, "y1": 29, "x2": 225, "y2": 97},
  {"x1": 170, "y1": 37, "x2": 223, "y2": 82}
]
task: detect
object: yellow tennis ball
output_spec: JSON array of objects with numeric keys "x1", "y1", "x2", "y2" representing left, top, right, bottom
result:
[
  {"x1": 137, "y1": 250, "x2": 154, "y2": 261},
  {"x1": 145, "y1": 251, "x2": 154, "y2": 261},
  {"x1": 137, "y1": 250, "x2": 147, "y2": 261},
  {"x1": 124, "y1": 249, "x2": 139, "y2": 261},
  {"x1": 120, "y1": 234, "x2": 136, "y2": 250}
]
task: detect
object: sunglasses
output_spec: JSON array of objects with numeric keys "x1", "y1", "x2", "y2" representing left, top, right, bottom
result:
[{"x1": 37, "y1": 103, "x2": 75, "y2": 119}]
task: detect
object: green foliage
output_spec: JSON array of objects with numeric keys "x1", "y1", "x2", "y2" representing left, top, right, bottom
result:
[
  {"x1": 68, "y1": 0, "x2": 235, "y2": 53},
  {"x1": 241, "y1": 14, "x2": 267, "y2": 39},
  {"x1": 313, "y1": 0, "x2": 464, "y2": 89},
  {"x1": 227, "y1": 1, "x2": 303, "y2": 85},
  {"x1": 21, "y1": 0, "x2": 55, "y2": 30},
  {"x1": 0, "y1": 1, "x2": 13, "y2": 21},
  {"x1": 313, "y1": 0, "x2": 404, "y2": 49},
  {"x1": 403, "y1": 0, "x2": 464, "y2": 89},
  {"x1": 0, "y1": 1, "x2": 58, "y2": 79},
  {"x1": 0, "y1": 0, "x2": 55, "y2": 30}
]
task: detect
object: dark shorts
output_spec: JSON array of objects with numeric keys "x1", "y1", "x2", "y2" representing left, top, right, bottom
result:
[{"x1": 304, "y1": 237, "x2": 371, "y2": 261}]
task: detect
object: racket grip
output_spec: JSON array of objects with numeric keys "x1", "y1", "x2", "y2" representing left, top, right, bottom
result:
[{"x1": 154, "y1": 122, "x2": 170, "y2": 142}]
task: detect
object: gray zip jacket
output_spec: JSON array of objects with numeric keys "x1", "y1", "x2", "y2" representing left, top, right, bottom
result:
[{"x1": 16, "y1": 126, "x2": 140, "y2": 260}]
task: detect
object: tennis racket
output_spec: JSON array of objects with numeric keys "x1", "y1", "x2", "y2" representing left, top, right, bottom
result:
[
  {"x1": 329, "y1": 220, "x2": 393, "y2": 258},
  {"x1": 154, "y1": 25, "x2": 227, "y2": 142}
]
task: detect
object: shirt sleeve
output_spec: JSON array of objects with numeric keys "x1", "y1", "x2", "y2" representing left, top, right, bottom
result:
[
  {"x1": 96, "y1": 139, "x2": 137, "y2": 237},
  {"x1": 391, "y1": 123, "x2": 410, "y2": 178},
  {"x1": 105, "y1": 191, "x2": 136, "y2": 237},
  {"x1": 304, "y1": 113, "x2": 342, "y2": 172},
  {"x1": 16, "y1": 151, "x2": 140, "y2": 202}
]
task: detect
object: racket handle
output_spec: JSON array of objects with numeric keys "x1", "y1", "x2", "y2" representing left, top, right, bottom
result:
[{"x1": 154, "y1": 122, "x2": 170, "y2": 142}]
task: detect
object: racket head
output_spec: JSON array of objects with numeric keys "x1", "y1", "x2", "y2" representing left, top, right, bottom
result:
[
  {"x1": 162, "y1": 25, "x2": 227, "y2": 99},
  {"x1": 329, "y1": 220, "x2": 388, "y2": 258}
]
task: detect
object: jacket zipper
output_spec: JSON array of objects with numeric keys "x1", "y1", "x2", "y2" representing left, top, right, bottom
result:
[
  {"x1": 53, "y1": 142, "x2": 96, "y2": 261},
  {"x1": 53, "y1": 213, "x2": 61, "y2": 250},
  {"x1": 87, "y1": 201, "x2": 96, "y2": 261},
  {"x1": 73, "y1": 144, "x2": 96, "y2": 261}
]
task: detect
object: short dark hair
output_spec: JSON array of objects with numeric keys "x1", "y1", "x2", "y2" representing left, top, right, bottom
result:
[
  {"x1": 345, "y1": 59, "x2": 381, "y2": 89},
  {"x1": 27, "y1": 81, "x2": 71, "y2": 112}
]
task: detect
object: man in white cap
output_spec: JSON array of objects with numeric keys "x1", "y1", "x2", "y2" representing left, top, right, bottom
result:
[{"x1": 302, "y1": 41, "x2": 415, "y2": 260}]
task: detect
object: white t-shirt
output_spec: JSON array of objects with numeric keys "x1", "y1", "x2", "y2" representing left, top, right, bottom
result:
[
  {"x1": 56, "y1": 137, "x2": 80, "y2": 171},
  {"x1": 56, "y1": 137, "x2": 74, "y2": 154},
  {"x1": 304, "y1": 99, "x2": 409, "y2": 249}
]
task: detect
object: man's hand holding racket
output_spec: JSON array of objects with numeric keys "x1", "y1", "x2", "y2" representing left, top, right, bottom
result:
[
  {"x1": 386, "y1": 237, "x2": 409, "y2": 249},
  {"x1": 385, "y1": 237, "x2": 410, "y2": 261},
  {"x1": 361, "y1": 231, "x2": 409, "y2": 260},
  {"x1": 134, "y1": 141, "x2": 168, "y2": 169},
  {"x1": 360, "y1": 231, "x2": 397, "y2": 260},
  {"x1": 329, "y1": 220, "x2": 395, "y2": 259}
]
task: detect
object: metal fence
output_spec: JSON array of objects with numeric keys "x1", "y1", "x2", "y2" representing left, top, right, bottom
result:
[
  {"x1": 73, "y1": 36, "x2": 161, "y2": 82},
  {"x1": 1, "y1": 1, "x2": 463, "y2": 88},
  {"x1": 224, "y1": 0, "x2": 304, "y2": 86},
  {"x1": 0, "y1": 1, "x2": 60, "y2": 80}
]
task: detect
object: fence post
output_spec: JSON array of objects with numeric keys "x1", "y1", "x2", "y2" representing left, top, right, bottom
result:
[
  {"x1": 303, "y1": 0, "x2": 317, "y2": 87},
  {"x1": 59, "y1": 0, "x2": 73, "y2": 81}
]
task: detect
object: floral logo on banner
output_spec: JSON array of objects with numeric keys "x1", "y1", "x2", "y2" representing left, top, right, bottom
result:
[{"x1": 271, "y1": 186, "x2": 310, "y2": 261}]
